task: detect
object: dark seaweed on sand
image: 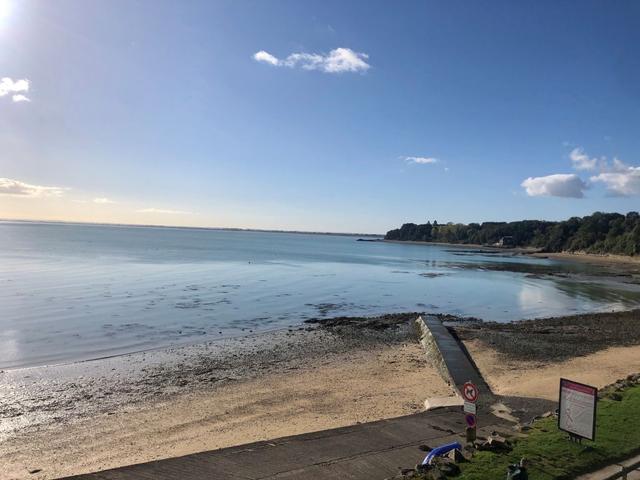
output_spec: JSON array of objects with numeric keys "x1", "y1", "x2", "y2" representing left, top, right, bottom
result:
[{"x1": 453, "y1": 309, "x2": 640, "y2": 363}]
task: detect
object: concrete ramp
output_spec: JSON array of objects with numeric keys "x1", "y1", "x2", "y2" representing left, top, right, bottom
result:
[{"x1": 416, "y1": 316, "x2": 492, "y2": 401}]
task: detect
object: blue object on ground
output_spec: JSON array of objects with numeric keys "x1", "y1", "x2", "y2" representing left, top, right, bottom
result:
[{"x1": 421, "y1": 442, "x2": 463, "y2": 465}]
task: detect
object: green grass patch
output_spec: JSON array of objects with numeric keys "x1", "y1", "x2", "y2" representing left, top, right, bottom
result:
[{"x1": 453, "y1": 384, "x2": 640, "y2": 479}]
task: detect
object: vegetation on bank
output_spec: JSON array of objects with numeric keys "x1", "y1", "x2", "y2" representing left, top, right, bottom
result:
[
  {"x1": 411, "y1": 381, "x2": 640, "y2": 480},
  {"x1": 385, "y1": 211, "x2": 640, "y2": 256}
]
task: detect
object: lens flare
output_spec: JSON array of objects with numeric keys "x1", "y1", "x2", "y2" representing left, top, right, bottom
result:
[{"x1": 0, "y1": 0, "x2": 11, "y2": 22}]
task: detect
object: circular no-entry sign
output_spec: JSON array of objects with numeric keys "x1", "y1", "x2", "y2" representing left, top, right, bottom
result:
[
  {"x1": 465, "y1": 413, "x2": 477, "y2": 428},
  {"x1": 463, "y1": 381, "x2": 479, "y2": 403}
]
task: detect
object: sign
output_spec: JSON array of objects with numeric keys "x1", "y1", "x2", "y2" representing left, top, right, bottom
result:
[
  {"x1": 465, "y1": 413, "x2": 477, "y2": 428},
  {"x1": 558, "y1": 378, "x2": 597, "y2": 441},
  {"x1": 464, "y1": 401, "x2": 477, "y2": 415},
  {"x1": 462, "y1": 381, "x2": 479, "y2": 403}
]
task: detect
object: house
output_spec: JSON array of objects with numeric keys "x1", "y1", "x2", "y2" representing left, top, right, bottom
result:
[{"x1": 497, "y1": 236, "x2": 515, "y2": 247}]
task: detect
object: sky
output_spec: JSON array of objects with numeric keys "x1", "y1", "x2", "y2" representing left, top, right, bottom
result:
[{"x1": 0, "y1": 0, "x2": 639, "y2": 234}]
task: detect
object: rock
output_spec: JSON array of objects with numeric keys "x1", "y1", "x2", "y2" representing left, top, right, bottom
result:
[
  {"x1": 477, "y1": 434, "x2": 511, "y2": 452},
  {"x1": 446, "y1": 448, "x2": 466, "y2": 463},
  {"x1": 609, "y1": 392, "x2": 623, "y2": 401},
  {"x1": 430, "y1": 457, "x2": 461, "y2": 476}
]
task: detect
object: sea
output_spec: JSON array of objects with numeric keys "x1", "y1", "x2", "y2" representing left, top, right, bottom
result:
[{"x1": 1, "y1": 221, "x2": 639, "y2": 369}]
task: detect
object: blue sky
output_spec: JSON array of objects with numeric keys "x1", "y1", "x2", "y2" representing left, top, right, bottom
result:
[{"x1": 1, "y1": 0, "x2": 639, "y2": 233}]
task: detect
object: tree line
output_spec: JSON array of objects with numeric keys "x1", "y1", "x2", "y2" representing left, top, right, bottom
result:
[{"x1": 384, "y1": 211, "x2": 640, "y2": 256}]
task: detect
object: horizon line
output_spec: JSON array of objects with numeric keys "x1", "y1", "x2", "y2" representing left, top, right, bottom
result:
[{"x1": 0, "y1": 217, "x2": 384, "y2": 237}]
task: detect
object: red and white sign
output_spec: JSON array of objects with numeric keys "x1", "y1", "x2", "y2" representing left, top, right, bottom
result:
[
  {"x1": 558, "y1": 378, "x2": 597, "y2": 441},
  {"x1": 462, "y1": 381, "x2": 479, "y2": 403}
]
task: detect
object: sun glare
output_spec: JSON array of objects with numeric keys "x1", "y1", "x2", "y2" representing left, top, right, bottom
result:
[{"x1": 0, "y1": 0, "x2": 11, "y2": 22}]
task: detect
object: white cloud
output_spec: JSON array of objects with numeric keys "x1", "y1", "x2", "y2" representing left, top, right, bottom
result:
[
  {"x1": 253, "y1": 47, "x2": 370, "y2": 73},
  {"x1": 590, "y1": 159, "x2": 640, "y2": 196},
  {"x1": 521, "y1": 174, "x2": 587, "y2": 198},
  {"x1": 137, "y1": 208, "x2": 192, "y2": 215},
  {"x1": 0, "y1": 177, "x2": 66, "y2": 197},
  {"x1": 93, "y1": 197, "x2": 115, "y2": 204},
  {"x1": 253, "y1": 50, "x2": 280, "y2": 66},
  {"x1": 405, "y1": 156, "x2": 439, "y2": 165},
  {"x1": 0, "y1": 77, "x2": 30, "y2": 102},
  {"x1": 569, "y1": 147, "x2": 598, "y2": 171}
]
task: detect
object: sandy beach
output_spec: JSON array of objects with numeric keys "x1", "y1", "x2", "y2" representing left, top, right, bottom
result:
[
  {"x1": 0, "y1": 314, "x2": 452, "y2": 479},
  {"x1": 2, "y1": 310, "x2": 640, "y2": 478}
]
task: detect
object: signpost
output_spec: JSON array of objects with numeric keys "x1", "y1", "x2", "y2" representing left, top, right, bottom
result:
[
  {"x1": 462, "y1": 381, "x2": 479, "y2": 443},
  {"x1": 558, "y1": 378, "x2": 597, "y2": 442}
]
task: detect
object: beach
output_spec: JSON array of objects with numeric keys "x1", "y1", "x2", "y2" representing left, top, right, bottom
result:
[
  {"x1": 3, "y1": 309, "x2": 640, "y2": 479},
  {"x1": 0, "y1": 314, "x2": 453, "y2": 479},
  {"x1": 2, "y1": 310, "x2": 640, "y2": 478}
]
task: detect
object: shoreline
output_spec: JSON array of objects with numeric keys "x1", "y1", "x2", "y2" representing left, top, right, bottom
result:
[
  {"x1": 2, "y1": 310, "x2": 640, "y2": 478},
  {"x1": 529, "y1": 250, "x2": 640, "y2": 266},
  {"x1": 383, "y1": 239, "x2": 640, "y2": 266},
  {"x1": 0, "y1": 313, "x2": 452, "y2": 479}
]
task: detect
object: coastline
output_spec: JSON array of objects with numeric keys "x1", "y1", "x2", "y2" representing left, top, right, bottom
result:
[
  {"x1": 529, "y1": 251, "x2": 640, "y2": 266},
  {"x1": 2, "y1": 309, "x2": 640, "y2": 478},
  {"x1": 0, "y1": 313, "x2": 452, "y2": 479},
  {"x1": 383, "y1": 238, "x2": 640, "y2": 267}
]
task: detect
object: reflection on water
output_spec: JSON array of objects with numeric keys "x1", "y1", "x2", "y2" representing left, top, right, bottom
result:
[
  {"x1": 1, "y1": 221, "x2": 639, "y2": 369},
  {"x1": 552, "y1": 279, "x2": 640, "y2": 305},
  {"x1": 518, "y1": 282, "x2": 570, "y2": 314}
]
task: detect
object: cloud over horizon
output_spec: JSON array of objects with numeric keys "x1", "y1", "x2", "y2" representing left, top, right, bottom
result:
[
  {"x1": 522, "y1": 146, "x2": 640, "y2": 199},
  {"x1": 253, "y1": 47, "x2": 370, "y2": 73},
  {"x1": 0, "y1": 178, "x2": 66, "y2": 197},
  {"x1": 521, "y1": 174, "x2": 587, "y2": 198},
  {"x1": 0, "y1": 77, "x2": 30, "y2": 102}
]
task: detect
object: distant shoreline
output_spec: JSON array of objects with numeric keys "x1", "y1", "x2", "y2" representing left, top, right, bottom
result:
[
  {"x1": 529, "y1": 251, "x2": 640, "y2": 266},
  {"x1": 0, "y1": 218, "x2": 383, "y2": 238},
  {"x1": 383, "y1": 239, "x2": 640, "y2": 265},
  {"x1": 382, "y1": 238, "x2": 540, "y2": 253}
]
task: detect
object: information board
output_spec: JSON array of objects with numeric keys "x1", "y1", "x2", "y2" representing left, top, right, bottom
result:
[{"x1": 558, "y1": 378, "x2": 597, "y2": 441}]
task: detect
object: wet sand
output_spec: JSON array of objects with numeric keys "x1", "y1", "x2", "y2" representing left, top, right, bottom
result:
[{"x1": 0, "y1": 314, "x2": 452, "y2": 479}]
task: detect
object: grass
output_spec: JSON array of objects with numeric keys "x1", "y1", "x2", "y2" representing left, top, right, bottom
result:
[{"x1": 427, "y1": 384, "x2": 640, "y2": 479}]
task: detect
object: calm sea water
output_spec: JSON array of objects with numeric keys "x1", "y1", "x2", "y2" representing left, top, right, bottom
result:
[{"x1": 1, "y1": 221, "x2": 639, "y2": 369}]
